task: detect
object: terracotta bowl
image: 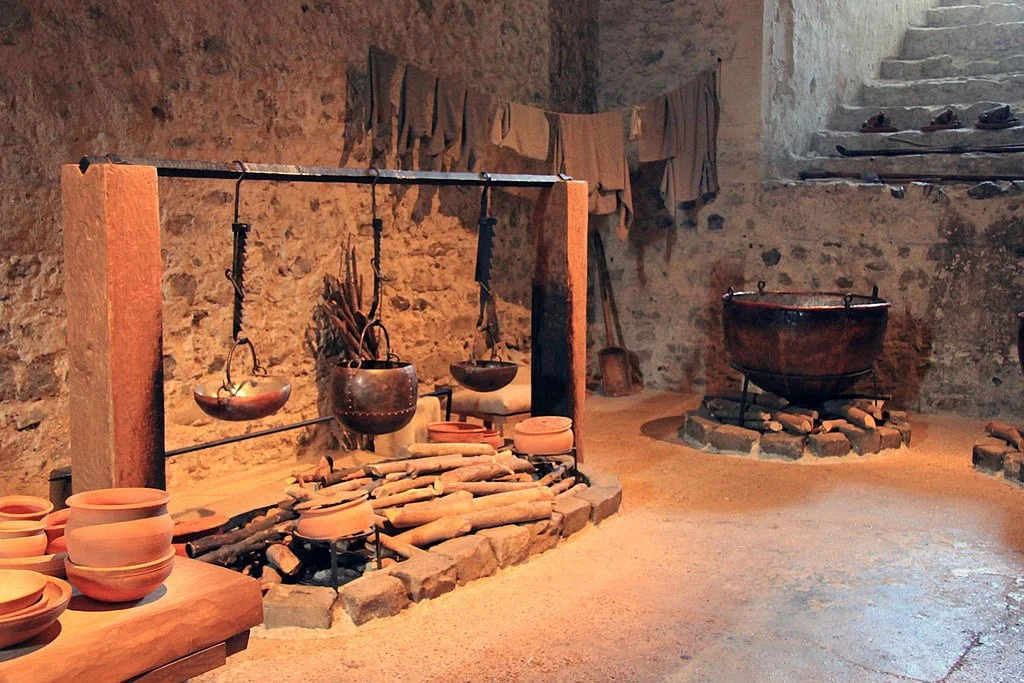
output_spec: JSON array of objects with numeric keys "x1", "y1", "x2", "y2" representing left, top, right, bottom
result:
[
  {"x1": 66, "y1": 514, "x2": 173, "y2": 568},
  {"x1": 0, "y1": 570, "x2": 47, "y2": 617},
  {"x1": 0, "y1": 576, "x2": 72, "y2": 649},
  {"x1": 0, "y1": 521, "x2": 48, "y2": 559},
  {"x1": 65, "y1": 548, "x2": 175, "y2": 603},
  {"x1": 0, "y1": 496, "x2": 54, "y2": 522},
  {"x1": 0, "y1": 552, "x2": 67, "y2": 578},
  {"x1": 296, "y1": 493, "x2": 374, "y2": 540},
  {"x1": 427, "y1": 421, "x2": 487, "y2": 444},
  {"x1": 44, "y1": 508, "x2": 71, "y2": 546},
  {"x1": 66, "y1": 488, "x2": 170, "y2": 530},
  {"x1": 480, "y1": 429, "x2": 504, "y2": 449},
  {"x1": 513, "y1": 416, "x2": 574, "y2": 455},
  {"x1": 46, "y1": 536, "x2": 67, "y2": 554}
]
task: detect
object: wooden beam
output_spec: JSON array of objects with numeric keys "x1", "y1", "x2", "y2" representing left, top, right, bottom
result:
[
  {"x1": 531, "y1": 180, "x2": 588, "y2": 462},
  {"x1": 61, "y1": 163, "x2": 165, "y2": 492}
]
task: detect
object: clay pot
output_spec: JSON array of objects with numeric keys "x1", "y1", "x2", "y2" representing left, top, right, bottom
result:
[
  {"x1": 480, "y1": 429, "x2": 504, "y2": 449},
  {"x1": 64, "y1": 548, "x2": 175, "y2": 603},
  {"x1": 296, "y1": 493, "x2": 374, "y2": 540},
  {"x1": 0, "y1": 521, "x2": 48, "y2": 559},
  {"x1": 46, "y1": 536, "x2": 67, "y2": 554},
  {"x1": 513, "y1": 416, "x2": 574, "y2": 455},
  {"x1": 66, "y1": 514, "x2": 174, "y2": 568},
  {"x1": 0, "y1": 570, "x2": 47, "y2": 617},
  {"x1": 65, "y1": 488, "x2": 170, "y2": 530},
  {"x1": 0, "y1": 496, "x2": 54, "y2": 522},
  {"x1": 0, "y1": 576, "x2": 71, "y2": 649},
  {"x1": 44, "y1": 508, "x2": 71, "y2": 547},
  {"x1": 427, "y1": 421, "x2": 486, "y2": 443}
]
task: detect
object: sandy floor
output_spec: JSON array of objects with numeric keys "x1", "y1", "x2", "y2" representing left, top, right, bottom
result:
[{"x1": 192, "y1": 391, "x2": 1024, "y2": 682}]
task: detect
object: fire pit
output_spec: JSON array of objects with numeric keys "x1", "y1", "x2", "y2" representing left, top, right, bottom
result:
[{"x1": 722, "y1": 284, "x2": 891, "y2": 403}]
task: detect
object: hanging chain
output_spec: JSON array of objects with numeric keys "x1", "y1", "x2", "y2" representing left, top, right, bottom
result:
[{"x1": 225, "y1": 162, "x2": 251, "y2": 342}]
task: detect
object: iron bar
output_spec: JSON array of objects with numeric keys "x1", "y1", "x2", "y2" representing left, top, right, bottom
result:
[{"x1": 78, "y1": 154, "x2": 564, "y2": 187}]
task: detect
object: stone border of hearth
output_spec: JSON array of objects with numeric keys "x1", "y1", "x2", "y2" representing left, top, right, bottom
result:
[
  {"x1": 972, "y1": 420, "x2": 1024, "y2": 487},
  {"x1": 260, "y1": 466, "x2": 623, "y2": 629}
]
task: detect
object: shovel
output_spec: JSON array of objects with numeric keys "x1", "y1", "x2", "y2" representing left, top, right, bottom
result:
[{"x1": 591, "y1": 230, "x2": 633, "y2": 397}]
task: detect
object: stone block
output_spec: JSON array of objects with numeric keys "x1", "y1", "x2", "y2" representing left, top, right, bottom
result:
[
  {"x1": 877, "y1": 426, "x2": 903, "y2": 451},
  {"x1": 896, "y1": 422, "x2": 912, "y2": 446},
  {"x1": 527, "y1": 518, "x2": 561, "y2": 555},
  {"x1": 759, "y1": 432, "x2": 805, "y2": 460},
  {"x1": 836, "y1": 425, "x2": 881, "y2": 455},
  {"x1": 388, "y1": 553, "x2": 458, "y2": 602},
  {"x1": 707, "y1": 425, "x2": 759, "y2": 453},
  {"x1": 680, "y1": 412, "x2": 719, "y2": 445},
  {"x1": 884, "y1": 409, "x2": 909, "y2": 425},
  {"x1": 577, "y1": 485, "x2": 622, "y2": 524},
  {"x1": 973, "y1": 438, "x2": 1012, "y2": 473},
  {"x1": 477, "y1": 525, "x2": 532, "y2": 567},
  {"x1": 337, "y1": 572, "x2": 410, "y2": 625},
  {"x1": 263, "y1": 583, "x2": 337, "y2": 630},
  {"x1": 554, "y1": 496, "x2": 591, "y2": 537},
  {"x1": 808, "y1": 432, "x2": 852, "y2": 458},
  {"x1": 1003, "y1": 453, "x2": 1024, "y2": 484},
  {"x1": 431, "y1": 535, "x2": 498, "y2": 584}
]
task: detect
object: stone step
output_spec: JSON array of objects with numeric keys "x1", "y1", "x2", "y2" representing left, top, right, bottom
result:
[
  {"x1": 831, "y1": 100, "x2": 1024, "y2": 130},
  {"x1": 860, "y1": 71, "x2": 1024, "y2": 106},
  {"x1": 880, "y1": 54, "x2": 1024, "y2": 80},
  {"x1": 809, "y1": 125, "x2": 1024, "y2": 156},
  {"x1": 903, "y1": 22, "x2": 1024, "y2": 60},
  {"x1": 927, "y1": 3, "x2": 1024, "y2": 27},
  {"x1": 798, "y1": 151, "x2": 1024, "y2": 180}
]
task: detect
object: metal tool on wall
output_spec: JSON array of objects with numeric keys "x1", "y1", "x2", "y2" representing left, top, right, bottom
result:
[
  {"x1": 591, "y1": 229, "x2": 636, "y2": 396},
  {"x1": 193, "y1": 164, "x2": 293, "y2": 421},
  {"x1": 450, "y1": 177, "x2": 518, "y2": 392},
  {"x1": 330, "y1": 173, "x2": 419, "y2": 434}
]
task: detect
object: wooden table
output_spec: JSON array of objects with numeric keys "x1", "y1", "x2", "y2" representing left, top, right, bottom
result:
[{"x1": 0, "y1": 558, "x2": 263, "y2": 682}]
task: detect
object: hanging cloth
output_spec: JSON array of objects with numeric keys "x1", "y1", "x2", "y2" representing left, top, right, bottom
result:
[
  {"x1": 490, "y1": 101, "x2": 550, "y2": 161},
  {"x1": 552, "y1": 111, "x2": 633, "y2": 241},
  {"x1": 639, "y1": 68, "x2": 720, "y2": 217},
  {"x1": 367, "y1": 47, "x2": 400, "y2": 159},
  {"x1": 424, "y1": 78, "x2": 464, "y2": 160},
  {"x1": 457, "y1": 89, "x2": 497, "y2": 172},
  {"x1": 397, "y1": 64, "x2": 437, "y2": 156}
]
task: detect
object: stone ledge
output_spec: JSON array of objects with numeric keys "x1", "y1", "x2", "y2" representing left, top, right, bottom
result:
[
  {"x1": 263, "y1": 583, "x2": 337, "y2": 630},
  {"x1": 337, "y1": 572, "x2": 410, "y2": 626},
  {"x1": 387, "y1": 552, "x2": 458, "y2": 602},
  {"x1": 477, "y1": 524, "x2": 532, "y2": 567},
  {"x1": 431, "y1": 535, "x2": 499, "y2": 584}
]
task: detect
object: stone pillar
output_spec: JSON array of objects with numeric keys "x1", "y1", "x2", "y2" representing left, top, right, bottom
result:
[
  {"x1": 531, "y1": 180, "x2": 589, "y2": 462},
  {"x1": 61, "y1": 163, "x2": 165, "y2": 492}
]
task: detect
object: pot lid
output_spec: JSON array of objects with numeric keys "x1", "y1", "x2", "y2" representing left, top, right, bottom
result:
[
  {"x1": 295, "y1": 490, "x2": 368, "y2": 512},
  {"x1": 516, "y1": 416, "x2": 572, "y2": 435}
]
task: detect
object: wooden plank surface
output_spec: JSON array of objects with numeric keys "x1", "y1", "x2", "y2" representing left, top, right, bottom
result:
[
  {"x1": 0, "y1": 558, "x2": 262, "y2": 682},
  {"x1": 130, "y1": 642, "x2": 226, "y2": 682}
]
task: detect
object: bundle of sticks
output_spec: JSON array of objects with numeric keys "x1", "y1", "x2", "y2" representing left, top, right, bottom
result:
[
  {"x1": 702, "y1": 394, "x2": 886, "y2": 435},
  {"x1": 307, "y1": 239, "x2": 378, "y2": 363},
  {"x1": 191, "y1": 442, "x2": 583, "y2": 579}
]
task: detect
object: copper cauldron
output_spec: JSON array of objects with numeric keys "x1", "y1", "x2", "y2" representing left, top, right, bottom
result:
[
  {"x1": 722, "y1": 284, "x2": 890, "y2": 403},
  {"x1": 330, "y1": 321, "x2": 418, "y2": 435}
]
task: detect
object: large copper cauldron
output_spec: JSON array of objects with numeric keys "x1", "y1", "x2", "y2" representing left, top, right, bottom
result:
[
  {"x1": 722, "y1": 284, "x2": 891, "y2": 403},
  {"x1": 331, "y1": 321, "x2": 418, "y2": 435}
]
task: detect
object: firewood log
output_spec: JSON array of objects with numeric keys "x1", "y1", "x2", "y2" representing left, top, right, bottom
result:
[
  {"x1": 370, "y1": 487, "x2": 438, "y2": 510},
  {"x1": 400, "y1": 491, "x2": 473, "y2": 511},
  {"x1": 393, "y1": 516, "x2": 473, "y2": 547},
  {"x1": 817, "y1": 419, "x2": 848, "y2": 433},
  {"x1": 458, "y1": 500, "x2": 554, "y2": 530},
  {"x1": 404, "y1": 443, "x2": 497, "y2": 457},
  {"x1": 372, "y1": 476, "x2": 439, "y2": 498},
  {"x1": 556, "y1": 483, "x2": 588, "y2": 499},
  {"x1": 774, "y1": 413, "x2": 813, "y2": 435},
  {"x1": 319, "y1": 466, "x2": 369, "y2": 487},
  {"x1": 548, "y1": 476, "x2": 576, "y2": 495},
  {"x1": 706, "y1": 398, "x2": 771, "y2": 422},
  {"x1": 384, "y1": 488, "x2": 554, "y2": 528},
  {"x1": 409, "y1": 455, "x2": 533, "y2": 477},
  {"x1": 438, "y1": 463, "x2": 515, "y2": 484},
  {"x1": 187, "y1": 507, "x2": 299, "y2": 558},
  {"x1": 377, "y1": 533, "x2": 427, "y2": 558},
  {"x1": 195, "y1": 521, "x2": 295, "y2": 566},
  {"x1": 784, "y1": 406, "x2": 820, "y2": 421},
  {"x1": 739, "y1": 419, "x2": 783, "y2": 433},
  {"x1": 441, "y1": 481, "x2": 541, "y2": 495},
  {"x1": 317, "y1": 477, "x2": 374, "y2": 498},
  {"x1": 985, "y1": 420, "x2": 1024, "y2": 451},
  {"x1": 822, "y1": 401, "x2": 876, "y2": 429},
  {"x1": 266, "y1": 543, "x2": 302, "y2": 577},
  {"x1": 537, "y1": 466, "x2": 567, "y2": 487},
  {"x1": 260, "y1": 566, "x2": 283, "y2": 592},
  {"x1": 284, "y1": 485, "x2": 317, "y2": 502}
]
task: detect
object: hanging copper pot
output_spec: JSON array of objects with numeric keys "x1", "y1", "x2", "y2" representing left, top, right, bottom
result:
[
  {"x1": 193, "y1": 338, "x2": 292, "y2": 421},
  {"x1": 331, "y1": 320, "x2": 418, "y2": 435}
]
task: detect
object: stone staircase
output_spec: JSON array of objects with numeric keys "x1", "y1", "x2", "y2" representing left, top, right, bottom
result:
[{"x1": 800, "y1": 0, "x2": 1024, "y2": 179}]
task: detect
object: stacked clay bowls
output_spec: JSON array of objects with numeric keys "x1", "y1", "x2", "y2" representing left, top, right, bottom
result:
[
  {"x1": 64, "y1": 488, "x2": 174, "y2": 602},
  {"x1": 0, "y1": 570, "x2": 47, "y2": 616},
  {"x1": 0, "y1": 574, "x2": 72, "y2": 649},
  {"x1": 0, "y1": 495, "x2": 54, "y2": 522},
  {"x1": 44, "y1": 508, "x2": 71, "y2": 554},
  {"x1": 0, "y1": 521, "x2": 48, "y2": 559}
]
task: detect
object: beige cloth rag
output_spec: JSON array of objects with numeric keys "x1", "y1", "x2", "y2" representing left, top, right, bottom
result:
[
  {"x1": 553, "y1": 111, "x2": 633, "y2": 241},
  {"x1": 425, "y1": 78, "x2": 464, "y2": 160},
  {"x1": 457, "y1": 89, "x2": 496, "y2": 172},
  {"x1": 397, "y1": 64, "x2": 436, "y2": 155},
  {"x1": 639, "y1": 68, "x2": 720, "y2": 216},
  {"x1": 490, "y1": 101, "x2": 550, "y2": 161}
]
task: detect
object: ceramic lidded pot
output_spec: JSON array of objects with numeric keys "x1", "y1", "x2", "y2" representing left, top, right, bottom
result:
[
  {"x1": 513, "y1": 416, "x2": 574, "y2": 455},
  {"x1": 0, "y1": 521, "x2": 48, "y2": 559},
  {"x1": 296, "y1": 492, "x2": 374, "y2": 540},
  {"x1": 426, "y1": 421, "x2": 487, "y2": 443},
  {"x1": 65, "y1": 488, "x2": 173, "y2": 569},
  {"x1": 0, "y1": 496, "x2": 54, "y2": 523}
]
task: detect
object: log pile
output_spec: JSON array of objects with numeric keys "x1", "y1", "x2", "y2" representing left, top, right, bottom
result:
[
  {"x1": 192, "y1": 442, "x2": 580, "y2": 585},
  {"x1": 682, "y1": 393, "x2": 911, "y2": 459},
  {"x1": 972, "y1": 420, "x2": 1024, "y2": 483}
]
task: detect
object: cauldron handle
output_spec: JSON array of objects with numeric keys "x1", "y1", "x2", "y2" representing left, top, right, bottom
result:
[
  {"x1": 844, "y1": 293, "x2": 854, "y2": 308},
  {"x1": 351, "y1": 319, "x2": 399, "y2": 369},
  {"x1": 222, "y1": 337, "x2": 263, "y2": 394},
  {"x1": 757, "y1": 280, "x2": 766, "y2": 294}
]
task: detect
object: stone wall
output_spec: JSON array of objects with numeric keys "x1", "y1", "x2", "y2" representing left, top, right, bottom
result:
[
  {"x1": 763, "y1": 0, "x2": 934, "y2": 175},
  {"x1": 0, "y1": 0, "x2": 581, "y2": 497}
]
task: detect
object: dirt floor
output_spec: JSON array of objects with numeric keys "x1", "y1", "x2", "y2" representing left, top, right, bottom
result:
[{"x1": 190, "y1": 391, "x2": 1024, "y2": 682}]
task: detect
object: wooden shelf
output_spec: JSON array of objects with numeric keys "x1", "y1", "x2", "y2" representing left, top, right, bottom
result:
[{"x1": 0, "y1": 558, "x2": 263, "y2": 682}]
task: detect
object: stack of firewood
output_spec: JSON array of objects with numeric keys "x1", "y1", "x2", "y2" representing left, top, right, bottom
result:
[
  {"x1": 702, "y1": 393, "x2": 885, "y2": 435},
  {"x1": 191, "y1": 442, "x2": 581, "y2": 586}
]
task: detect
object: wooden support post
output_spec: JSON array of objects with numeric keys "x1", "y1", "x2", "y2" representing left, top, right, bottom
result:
[
  {"x1": 532, "y1": 180, "x2": 588, "y2": 462},
  {"x1": 61, "y1": 164, "x2": 166, "y2": 492}
]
